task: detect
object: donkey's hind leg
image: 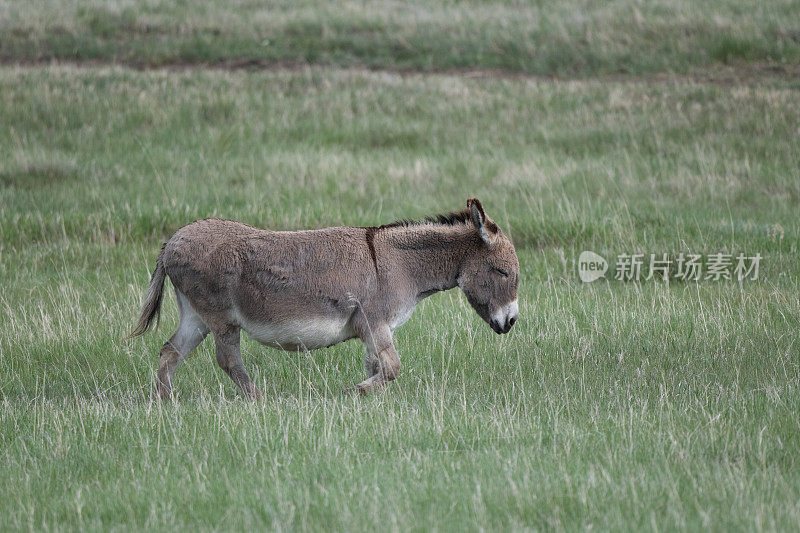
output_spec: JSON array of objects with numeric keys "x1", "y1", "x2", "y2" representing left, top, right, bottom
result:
[
  {"x1": 213, "y1": 326, "x2": 263, "y2": 399},
  {"x1": 154, "y1": 289, "x2": 209, "y2": 400}
]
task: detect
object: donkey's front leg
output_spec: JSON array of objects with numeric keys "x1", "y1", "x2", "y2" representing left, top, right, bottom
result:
[{"x1": 356, "y1": 326, "x2": 401, "y2": 394}]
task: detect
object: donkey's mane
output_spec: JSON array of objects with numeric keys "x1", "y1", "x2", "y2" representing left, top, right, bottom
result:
[
  {"x1": 373, "y1": 209, "x2": 498, "y2": 233},
  {"x1": 378, "y1": 209, "x2": 471, "y2": 230}
]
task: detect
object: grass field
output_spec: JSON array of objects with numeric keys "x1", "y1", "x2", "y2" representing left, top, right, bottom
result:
[
  {"x1": 1, "y1": 1, "x2": 800, "y2": 531},
  {"x1": 3, "y1": 0, "x2": 800, "y2": 76}
]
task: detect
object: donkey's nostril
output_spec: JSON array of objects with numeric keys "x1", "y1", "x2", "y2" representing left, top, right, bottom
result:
[{"x1": 508, "y1": 316, "x2": 517, "y2": 327}]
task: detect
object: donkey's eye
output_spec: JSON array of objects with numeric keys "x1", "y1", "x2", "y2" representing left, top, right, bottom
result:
[{"x1": 492, "y1": 267, "x2": 509, "y2": 278}]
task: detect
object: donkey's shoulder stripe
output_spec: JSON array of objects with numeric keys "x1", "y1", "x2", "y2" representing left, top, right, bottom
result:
[{"x1": 364, "y1": 226, "x2": 379, "y2": 274}]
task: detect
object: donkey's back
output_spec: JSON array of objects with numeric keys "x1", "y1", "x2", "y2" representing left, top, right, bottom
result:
[{"x1": 163, "y1": 219, "x2": 374, "y2": 304}]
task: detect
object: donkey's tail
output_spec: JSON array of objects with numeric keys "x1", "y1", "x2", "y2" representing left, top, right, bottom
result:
[{"x1": 126, "y1": 243, "x2": 167, "y2": 339}]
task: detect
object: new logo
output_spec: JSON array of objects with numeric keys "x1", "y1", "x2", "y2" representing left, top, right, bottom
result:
[{"x1": 578, "y1": 251, "x2": 608, "y2": 283}]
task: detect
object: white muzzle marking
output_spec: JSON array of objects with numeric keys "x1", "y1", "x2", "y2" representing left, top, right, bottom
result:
[{"x1": 491, "y1": 299, "x2": 519, "y2": 333}]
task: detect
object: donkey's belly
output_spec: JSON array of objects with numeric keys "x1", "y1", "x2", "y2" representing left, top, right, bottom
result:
[{"x1": 234, "y1": 310, "x2": 355, "y2": 351}]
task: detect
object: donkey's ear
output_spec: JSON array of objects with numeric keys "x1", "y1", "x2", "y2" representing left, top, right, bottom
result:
[{"x1": 467, "y1": 198, "x2": 491, "y2": 246}]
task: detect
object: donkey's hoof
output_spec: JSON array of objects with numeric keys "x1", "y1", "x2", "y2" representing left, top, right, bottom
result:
[
  {"x1": 152, "y1": 386, "x2": 174, "y2": 402},
  {"x1": 342, "y1": 384, "x2": 377, "y2": 396},
  {"x1": 244, "y1": 388, "x2": 265, "y2": 401},
  {"x1": 356, "y1": 380, "x2": 386, "y2": 395}
]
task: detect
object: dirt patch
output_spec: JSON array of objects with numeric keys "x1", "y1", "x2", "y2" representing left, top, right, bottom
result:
[
  {"x1": 1, "y1": 57, "x2": 798, "y2": 86},
  {"x1": 0, "y1": 163, "x2": 78, "y2": 189}
]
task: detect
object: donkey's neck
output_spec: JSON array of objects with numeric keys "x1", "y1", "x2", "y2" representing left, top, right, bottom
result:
[{"x1": 379, "y1": 223, "x2": 475, "y2": 299}]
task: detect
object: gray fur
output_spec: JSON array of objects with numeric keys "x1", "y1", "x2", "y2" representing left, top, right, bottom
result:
[{"x1": 130, "y1": 198, "x2": 519, "y2": 398}]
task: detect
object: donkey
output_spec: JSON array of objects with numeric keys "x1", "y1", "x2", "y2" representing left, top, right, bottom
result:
[{"x1": 129, "y1": 198, "x2": 519, "y2": 398}]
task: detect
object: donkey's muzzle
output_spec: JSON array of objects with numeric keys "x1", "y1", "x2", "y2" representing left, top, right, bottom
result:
[
  {"x1": 490, "y1": 300, "x2": 518, "y2": 334},
  {"x1": 490, "y1": 315, "x2": 516, "y2": 334}
]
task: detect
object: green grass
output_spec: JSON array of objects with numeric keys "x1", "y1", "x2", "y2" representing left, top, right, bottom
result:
[
  {"x1": 1, "y1": 65, "x2": 798, "y2": 530},
  {"x1": 2, "y1": 1, "x2": 800, "y2": 529},
  {"x1": 2, "y1": 0, "x2": 800, "y2": 76}
]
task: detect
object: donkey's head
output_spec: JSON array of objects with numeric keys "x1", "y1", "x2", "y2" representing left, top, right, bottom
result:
[{"x1": 457, "y1": 199, "x2": 519, "y2": 334}]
